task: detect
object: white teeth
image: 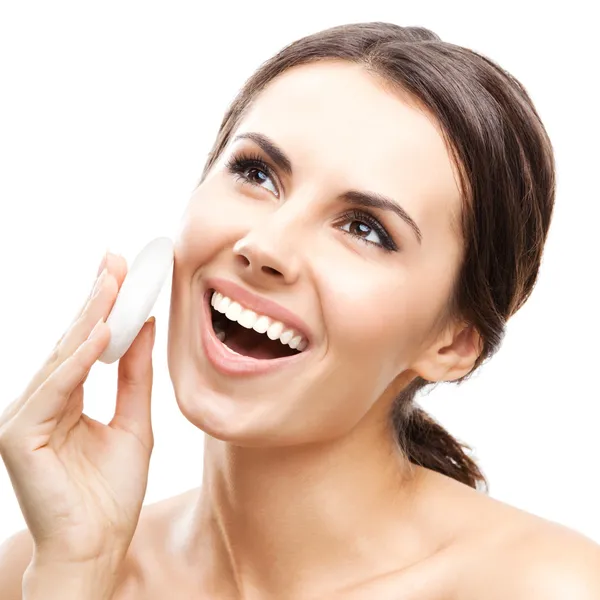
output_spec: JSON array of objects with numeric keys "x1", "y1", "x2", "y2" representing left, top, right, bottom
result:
[
  {"x1": 210, "y1": 291, "x2": 309, "y2": 352},
  {"x1": 267, "y1": 321, "x2": 284, "y2": 340},
  {"x1": 279, "y1": 329, "x2": 294, "y2": 345},
  {"x1": 253, "y1": 315, "x2": 270, "y2": 334},
  {"x1": 225, "y1": 301, "x2": 242, "y2": 321},
  {"x1": 217, "y1": 296, "x2": 231, "y2": 313},
  {"x1": 238, "y1": 309, "x2": 258, "y2": 329},
  {"x1": 211, "y1": 291, "x2": 223, "y2": 308}
]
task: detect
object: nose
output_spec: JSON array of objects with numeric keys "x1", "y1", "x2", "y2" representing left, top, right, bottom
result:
[{"x1": 232, "y1": 226, "x2": 301, "y2": 286}]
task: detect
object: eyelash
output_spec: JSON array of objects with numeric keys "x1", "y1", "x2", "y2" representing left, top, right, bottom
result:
[
  {"x1": 225, "y1": 152, "x2": 277, "y2": 194},
  {"x1": 224, "y1": 152, "x2": 399, "y2": 253},
  {"x1": 336, "y1": 209, "x2": 398, "y2": 252}
]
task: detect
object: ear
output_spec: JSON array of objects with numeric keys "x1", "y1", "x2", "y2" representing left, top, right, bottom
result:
[{"x1": 409, "y1": 321, "x2": 483, "y2": 383}]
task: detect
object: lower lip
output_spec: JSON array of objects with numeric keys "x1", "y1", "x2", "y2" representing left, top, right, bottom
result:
[{"x1": 200, "y1": 290, "x2": 309, "y2": 376}]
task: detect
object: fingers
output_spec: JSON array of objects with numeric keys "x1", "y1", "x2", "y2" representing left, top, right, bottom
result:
[
  {"x1": 110, "y1": 318, "x2": 156, "y2": 452},
  {"x1": 1, "y1": 253, "x2": 125, "y2": 430},
  {"x1": 60, "y1": 249, "x2": 110, "y2": 337},
  {"x1": 16, "y1": 254, "x2": 127, "y2": 413},
  {"x1": 0, "y1": 318, "x2": 110, "y2": 449},
  {"x1": 5, "y1": 276, "x2": 112, "y2": 427},
  {"x1": 51, "y1": 267, "x2": 110, "y2": 354},
  {"x1": 52, "y1": 253, "x2": 128, "y2": 366}
]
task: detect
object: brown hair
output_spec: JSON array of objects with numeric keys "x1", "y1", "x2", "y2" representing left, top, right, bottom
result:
[{"x1": 197, "y1": 23, "x2": 556, "y2": 492}]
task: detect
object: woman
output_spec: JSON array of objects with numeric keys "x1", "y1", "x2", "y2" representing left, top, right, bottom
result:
[{"x1": 1, "y1": 21, "x2": 599, "y2": 600}]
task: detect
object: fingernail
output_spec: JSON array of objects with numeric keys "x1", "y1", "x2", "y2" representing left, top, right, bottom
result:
[
  {"x1": 97, "y1": 249, "x2": 109, "y2": 276},
  {"x1": 148, "y1": 317, "x2": 157, "y2": 344},
  {"x1": 92, "y1": 268, "x2": 108, "y2": 297},
  {"x1": 88, "y1": 318, "x2": 105, "y2": 340}
]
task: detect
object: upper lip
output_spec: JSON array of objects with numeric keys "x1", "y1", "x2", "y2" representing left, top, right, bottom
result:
[{"x1": 205, "y1": 277, "x2": 313, "y2": 344}]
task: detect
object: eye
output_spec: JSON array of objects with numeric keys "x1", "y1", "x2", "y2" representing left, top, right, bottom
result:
[
  {"x1": 337, "y1": 210, "x2": 398, "y2": 252},
  {"x1": 340, "y1": 220, "x2": 382, "y2": 244},
  {"x1": 225, "y1": 152, "x2": 279, "y2": 197}
]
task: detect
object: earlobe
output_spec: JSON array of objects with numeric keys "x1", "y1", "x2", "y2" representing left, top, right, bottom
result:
[{"x1": 410, "y1": 323, "x2": 483, "y2": 383}]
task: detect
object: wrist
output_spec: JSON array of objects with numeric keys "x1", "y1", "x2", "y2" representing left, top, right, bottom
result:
[{"x1": 22, "y1": 555, "x2": 124, "y2": 600}]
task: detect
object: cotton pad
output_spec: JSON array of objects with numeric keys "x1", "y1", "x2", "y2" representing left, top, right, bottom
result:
[{"x1": 98, "y1": 237, "x2": 174, "y2": 364}]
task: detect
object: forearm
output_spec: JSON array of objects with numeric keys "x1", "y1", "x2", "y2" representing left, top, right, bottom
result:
[{"x1": 22, "y1": 557, "x2": 123, "y2": 600}]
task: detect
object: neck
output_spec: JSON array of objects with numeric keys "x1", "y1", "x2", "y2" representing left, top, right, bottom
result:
[{"x1": 176, "y1": 402, "x2": 437, "y2": 598}]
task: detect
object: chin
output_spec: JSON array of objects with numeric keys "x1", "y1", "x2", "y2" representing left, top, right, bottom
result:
[
  {"x1": 167, "y1": 361, "x2": 302, "y2": 448},
  {"x1": 165, "y1": 282, "x2": 367, "y2": 449}
]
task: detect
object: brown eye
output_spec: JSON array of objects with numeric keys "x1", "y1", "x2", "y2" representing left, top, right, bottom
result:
[
  {"x1": 337, "y1": 209, "x2": 398, "y2": 252},
  {"x1": 348, "y1": 221, "x2": 373, "y2": 238},
  {"x1": 241, "y1": 166, "x2": 278, "y2": 196},
  {"x1": 226, "y1": 154, "x2": 280, "y2": 197},
  {"x1": 340, "y1": 219, "x2": 383, "y2": 246},
  {"x1": 246, "y1": 168, "x2": 270, "y2": 186}
]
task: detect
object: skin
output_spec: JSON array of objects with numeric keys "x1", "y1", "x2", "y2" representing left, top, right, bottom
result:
[
  {"x1": 2, "y1": 59, "x2": 599, "y2": 600},
  {"x1": 163, "y1": 59, "x2": 484, "y2": 596}
]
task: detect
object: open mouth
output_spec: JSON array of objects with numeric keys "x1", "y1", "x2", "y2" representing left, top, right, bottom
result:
[{"x1": 207, "y1": 290, "x2": 306, "y2": 360}]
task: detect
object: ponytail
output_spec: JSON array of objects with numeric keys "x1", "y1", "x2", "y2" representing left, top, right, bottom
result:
[{"x1": 390, "y1": 377, "x2": 488, "y2": 492}]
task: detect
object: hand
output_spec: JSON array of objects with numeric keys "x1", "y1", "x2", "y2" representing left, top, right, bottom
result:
[{"x1": 0, "y1": 252, "x2": 156, "y2": 567}]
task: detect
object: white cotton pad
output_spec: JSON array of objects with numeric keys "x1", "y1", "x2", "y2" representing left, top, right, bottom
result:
[{"x1": 98, "y1": 237, "x2": 174, "y2": 364}]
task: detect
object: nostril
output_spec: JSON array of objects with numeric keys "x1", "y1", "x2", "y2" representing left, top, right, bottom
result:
[
  {"x1": 262, "y1": 266, "x2": 283, "y2": 277},
  {"x1": 235, "y1": 255, "x2": 251, "y2": 268},
  {"x1": 235, "y1": 253, "x2": 282, "y2": 277}
]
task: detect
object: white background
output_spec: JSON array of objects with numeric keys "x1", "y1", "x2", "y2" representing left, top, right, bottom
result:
[{"x1": 1, "y1": 0, "x2": 598, "y2": 546}]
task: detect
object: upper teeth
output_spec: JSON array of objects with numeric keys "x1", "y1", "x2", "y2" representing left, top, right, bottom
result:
[{"x1": 211, "y1": 291, "x2": 309, "y2": 352}]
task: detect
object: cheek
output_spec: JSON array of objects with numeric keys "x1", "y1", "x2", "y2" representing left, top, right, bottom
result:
[
  {"x1": 174, "y1": 181, "x2": 247, "y2": 265},
  {"x1": 320, "y1": 274, "x2": 405, "y2": 374},
  {"x1": 321, "y1": 266, "x2": 443, "y2": 368}
]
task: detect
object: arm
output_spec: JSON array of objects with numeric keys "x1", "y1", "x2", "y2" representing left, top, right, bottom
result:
[
  {"x1": 21, "y1": 555, "x2": 123, "y2": 600},
  {"x1": 0, "y1": 530, "x2": 124, "y2": 600},
  {"x1": 0, "y1": 530, "x2": 122, "y2": 600},
  {"x1": 0, "y1": 252, "x2": 153, "y2": 599},
  {"x1": 0, "y1": 530, "x2": 34, "y2": 600}
]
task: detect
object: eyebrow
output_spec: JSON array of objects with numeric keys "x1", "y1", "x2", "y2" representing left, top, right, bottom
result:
[
  {"x1": 341, "y1": 191, "x2": 422, "y2": 245},
  {"x1": 232, "y1": 131, "x2": 423, "y2": 245},
  {"x1": 234, "y1": 132, "x2": 293, "y2": 176}
]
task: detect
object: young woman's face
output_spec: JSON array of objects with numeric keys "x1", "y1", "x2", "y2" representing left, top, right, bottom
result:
[{"x1": 167, "y1": 60, "x2": 465, "y2": 446}]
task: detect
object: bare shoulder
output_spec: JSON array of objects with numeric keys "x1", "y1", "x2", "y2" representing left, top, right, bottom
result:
[
  {"x1": 456, "y1": 490, "x2": 600, "y2": 599},
  {"x1": 0, "y1": 528, "x2": 34, "y2": 600},
  {"x1": 135, "y1": 486, "x2": 200, "y2": 541},
  {"x1": 0, "y1": 491, "x2": 199, "y2": 600},
  {"x1": 0, "y1": 489, "x2": 191, "y2": 600},
  {"x1": 402, "y1": 471, "x2": 600, "y2": 599},
  {"x1": 112, "y1": 487, "x2": 201, "y2": 599},
  {"x1": 490, "y1": 522, "x2": 600, "y2": 599}
]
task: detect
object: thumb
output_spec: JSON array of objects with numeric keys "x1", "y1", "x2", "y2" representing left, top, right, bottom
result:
[{"x1": 110, "y1": 317, "x2": 156, "y2": 451}]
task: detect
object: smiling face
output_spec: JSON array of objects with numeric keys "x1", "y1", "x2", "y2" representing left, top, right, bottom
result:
[{"x1": 167, "y1": 60, "x2": 467, "y2": 446}]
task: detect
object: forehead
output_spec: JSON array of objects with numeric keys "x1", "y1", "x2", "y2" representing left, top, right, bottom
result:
[{"x1": 234, "y1": 60, "x2": 462, "y2": 239}]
